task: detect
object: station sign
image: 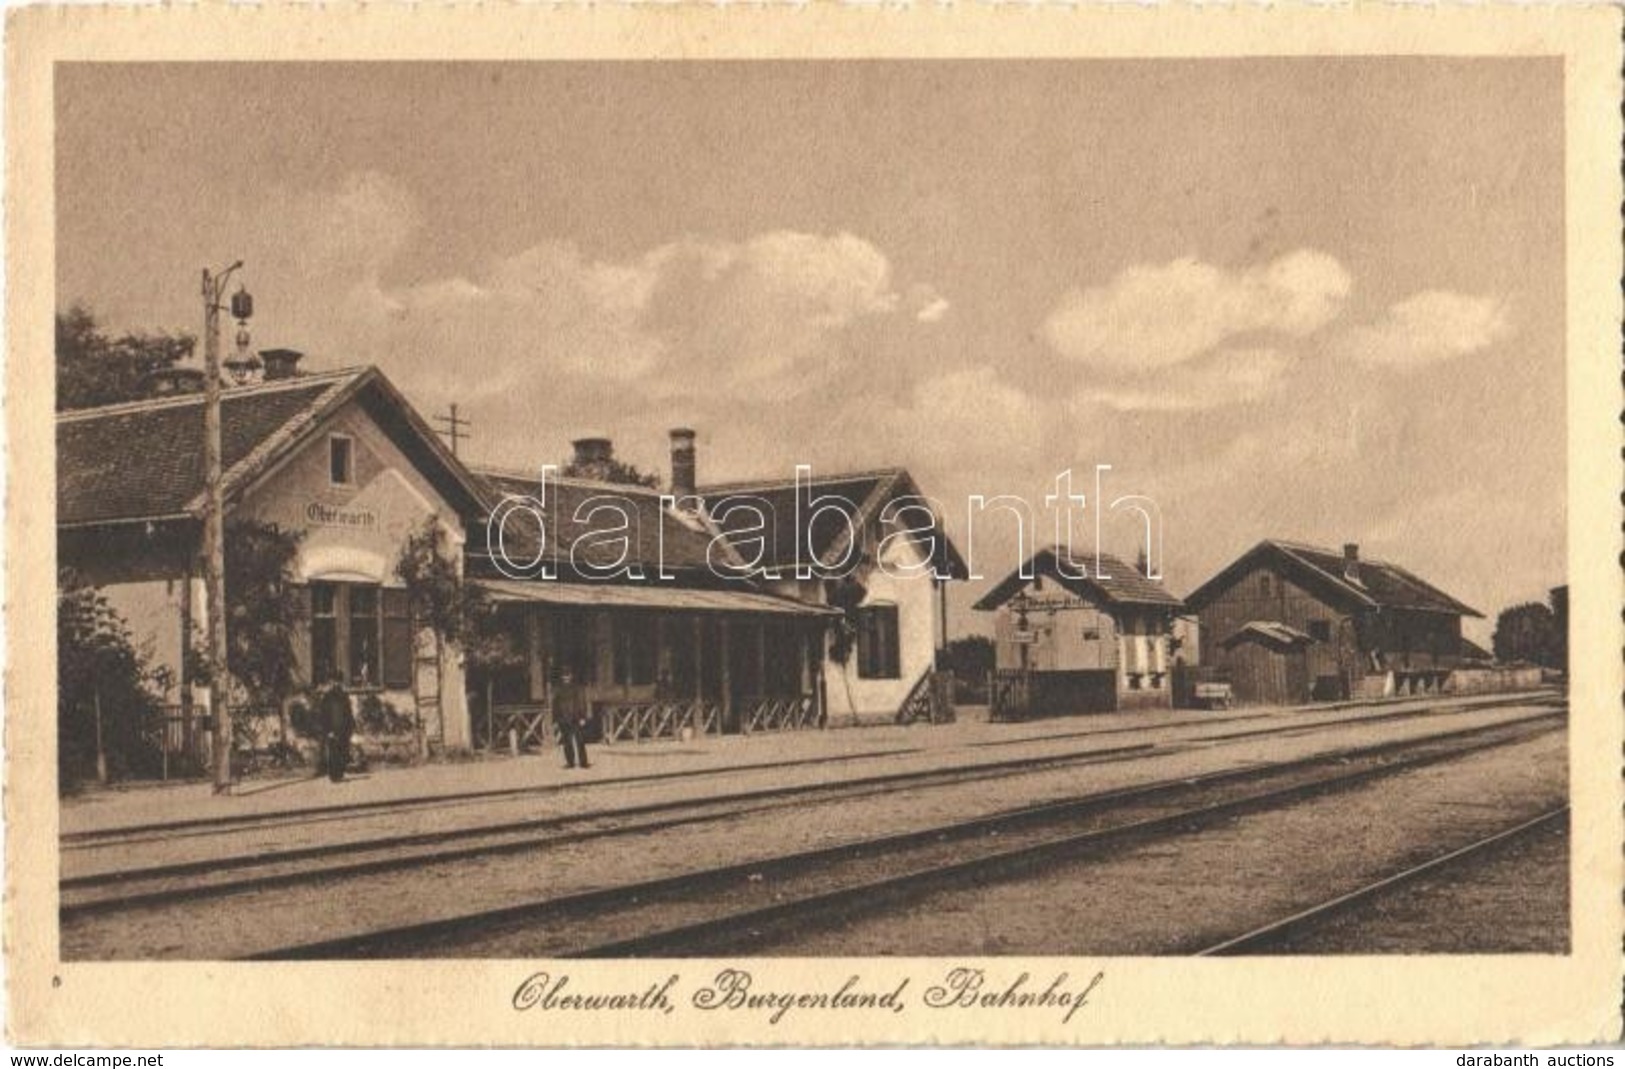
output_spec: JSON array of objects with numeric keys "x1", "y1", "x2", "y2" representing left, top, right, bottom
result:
[{"x1": 305, "y1": 501, "x2": 379, "y2": 530}]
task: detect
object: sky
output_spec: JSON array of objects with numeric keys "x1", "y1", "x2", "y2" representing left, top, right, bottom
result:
[{"x1": 54, "y1": 60, "x2": 1566, "y2": 640}]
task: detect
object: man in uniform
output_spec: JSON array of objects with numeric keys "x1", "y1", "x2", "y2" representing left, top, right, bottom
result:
[
  {"x1": 553, "y1": 667, "x2": 591, "y2": 770},
  {"x1": 317, "y1": 673, "x2": 355, "y2": 783}
]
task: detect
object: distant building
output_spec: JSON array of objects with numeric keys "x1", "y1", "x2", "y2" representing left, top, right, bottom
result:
[
  {"x1": 972, "y1": 546, "x2": 1185, "y2": 716},
  {"x1": 1184, "y1": 540, "x2": 1483, "y2": 705}
]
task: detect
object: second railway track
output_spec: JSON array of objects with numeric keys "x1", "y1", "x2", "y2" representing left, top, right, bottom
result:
[{"x1": 246, "y1": 708, "x2": 1562, "y2": 960}]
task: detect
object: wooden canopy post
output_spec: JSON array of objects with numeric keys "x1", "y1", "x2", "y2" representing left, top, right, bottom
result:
[
  {"x1": 719, "y1": 619, "x2": 733, "y2": 732},
  {"x1": 692, "y1": 616, "x2": 704, "y2": 703}
]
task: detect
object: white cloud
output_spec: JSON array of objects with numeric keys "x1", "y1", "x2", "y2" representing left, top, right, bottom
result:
[
  {"x1": 821, "y1": 365, "x2": 1048, "y2": 478},
  {"x1": 1042, "y1": 248, "x2": 1352, "y2": 372},
  {"x1": 1074, "y1": 347, "x2": 1293, "y2": 413},
  {"x1": 1337, "y1": 290, "x2": 1510, "y2": 369},
  {"x1": 281, "y1": 170, "x2": 424, "y2": 280},
  {"x1": 324, "y1": 220, "x2": 930, "y2": 402},
  {"x1": 914, "y1": 366, "x2": 1039, "y2": 429},
  {"x1": 905, "y1": 282, "x2": 951, "y2": 323}
]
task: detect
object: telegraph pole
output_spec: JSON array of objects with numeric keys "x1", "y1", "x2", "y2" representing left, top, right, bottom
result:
[
  {"x1": 433, "y1": 403, "x2": 471, "y2": 457},
  {"x1": 201, "y1": 262, "x2": 250, "y2": 794}
]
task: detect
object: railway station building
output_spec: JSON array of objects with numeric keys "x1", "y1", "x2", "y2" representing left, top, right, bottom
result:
[
  {"x1": 973, "y1": 546, "x2": 1186, "y2": 718},
  {"x1": 1183, "y1": 539, "x2": 1483, "y2": 705},
  {"x1": 464, "y1": 437, "x2": 967, "y2": 746},
  {"x1": 57, "y1": 361, "x2": 490, "y2": 767},
  {"x1": 57, "y1": 361, "x2": 966, "y2": 774}
]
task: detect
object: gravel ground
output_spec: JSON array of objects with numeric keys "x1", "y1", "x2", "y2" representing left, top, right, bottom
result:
[
  {"x1": 1263, "y1": 818, "x2": 1569, "y2": 954},
  {"x1": 743, "y1": 729, "x2": 1567, "y2": 956},
  {"x1": 60, "y1": 704, "x2": 1562, "y2": 960},
  {"x1": 63, "y1": 699, "x2": 1554, "y2": 882}
]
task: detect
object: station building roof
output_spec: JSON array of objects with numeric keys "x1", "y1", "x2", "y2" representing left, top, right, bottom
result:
[{"x1": 56, "y1": 366, "x2": 489, "y2": 529}]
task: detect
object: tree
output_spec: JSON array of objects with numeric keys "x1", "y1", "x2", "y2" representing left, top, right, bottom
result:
[
  {"x1": 57, "y1": 304, "x2": 196, "y2": 410},
  {"x1": 1491, "y1": 602, "x2": 1559, "y2": 667},
  {"x1": 396, "y1": 516, "x2": 525, "y2": 753},
  {"x1": 560, "y1": 444, "x2": 660, "y2": 488},
  {"x1": 937, "y1": 634, "x2": 995, "y2": 681},
  {"x1": 57, "y1": 569, "x2": 170, "y2": 789},
  {"x1": 1548, "y1": 586, "x2": 1568, "y2": 676},
  {"x1": 223, "y1": 521, "x2": 305, "y2": 732}
]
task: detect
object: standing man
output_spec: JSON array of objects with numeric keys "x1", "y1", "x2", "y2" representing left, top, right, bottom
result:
[
  {"x1": 318, "y1": 673, "x2": 355, "y2": 783},
  {"x1": 553, "y1": 667, "x2": 591, "y2": 770}
]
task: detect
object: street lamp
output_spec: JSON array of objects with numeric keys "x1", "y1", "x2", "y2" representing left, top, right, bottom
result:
[
  {"x1": 201, "y1": 262, "x2": 252, "y2": 793},
  {"x1": 223, "y1": 287, "x2": 260, "y2": 384}
]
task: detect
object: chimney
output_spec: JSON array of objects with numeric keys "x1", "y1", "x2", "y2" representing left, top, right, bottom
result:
[
  {"x1": 260, "y1": 348, "x2": 303, "y2": 381},
  {"x1": 570, "y1": 436, "x2": 615, "y2": 481},
  {"x1": 1343, "y1": 542, "x2": 1360, "y2": 583},
  {"x1": 669, "y1": 427, "x2": 697, "y2": 500}
]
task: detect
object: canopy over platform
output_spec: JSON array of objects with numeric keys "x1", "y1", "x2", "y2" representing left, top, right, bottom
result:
[{"x1": 475, "y1": 578, "x2": 841, "y2": 618}]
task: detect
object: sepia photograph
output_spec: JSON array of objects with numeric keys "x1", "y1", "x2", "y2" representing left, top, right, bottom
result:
[{"x1": 7, "y1": 4, "x2": 1622, "y2": 1050}]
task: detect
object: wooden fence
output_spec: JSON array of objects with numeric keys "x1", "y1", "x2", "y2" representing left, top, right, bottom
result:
[
  {"x1": 740, "y1": 694, "x2": 820, "y2": 734},
  {"x1": 597, "y1": 699, "x2": 723, "y2": 744}
]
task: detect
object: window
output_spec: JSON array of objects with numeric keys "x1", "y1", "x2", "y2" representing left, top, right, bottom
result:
[
  {"x1": 348, "y1": 586, "x2": 380, "y2": 686},
  {"x1": 856, "y1": 603, "x2": 901, "y2": 680},
  {"x1": 1260, "y1": 575, "x2": 1273, "y2": 597},
  {"x1": 382, "y1": 589, "x2": 414, "y2": 689},
  {"x1": 614, "y1": 615, "x2": 658, "y2": 687},
  {"x1": 308, "y1": 582, "x2": 410, "y2": 689},
  {"x1": 1082, "y1": 627, "x2": 1101, "y2": 642},
  {"x1": 552, "y1": 613, "x2": 596, "y2": 685},
  {"x1": 1127, "y1": 673, "x2": 1143, "y2": 690},
  {"x1": 1308, "y1": 620, "x2": 1332, "y2": 643},
  {"x1": 311, "y1": 584, "x2": 339, "y2": 685},
  {"x1": 329, "y1": 435, "x2": 354, "y2": 486}
]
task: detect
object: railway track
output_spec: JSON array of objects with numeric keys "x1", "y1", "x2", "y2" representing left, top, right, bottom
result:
[
  {"x1": 245, "y1": 708, "x2": 1562, "y2": 960},
  {"x1": 61, "y1": 698, "x2": 1561, "y2": 918},
  {"x1": 1193, "y1": 805, "x2": 1570, "y2": 956},
  {"x1": 64, "y1": 689, "x2": 1556, "y2": 851}
]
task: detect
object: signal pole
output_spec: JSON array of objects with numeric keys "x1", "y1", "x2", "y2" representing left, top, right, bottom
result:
[{"x1": 201, "y1": 262, "x2": 250, "y2": 794}]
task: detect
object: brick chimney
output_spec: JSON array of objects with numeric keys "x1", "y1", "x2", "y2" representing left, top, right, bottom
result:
[
  {"x1": 669, "y1": 428, "x2": 697, "y2": 499},
  {"x1": 570, "y1": 436, "x2": 616, "y2": 482},
  {"x1": 1343, "y1": 542, "x2": 1361, "y2": 584},
  {"x1": 259, "y1": 348, "x2": 303, "y2": 381}
]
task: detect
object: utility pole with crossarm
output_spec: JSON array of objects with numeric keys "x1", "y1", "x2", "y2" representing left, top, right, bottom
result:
[{"x1": 201, "y1": 261, "x2": 252, "y2": 794}]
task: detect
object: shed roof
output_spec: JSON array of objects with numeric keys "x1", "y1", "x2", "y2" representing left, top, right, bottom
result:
[
  {"x1": 1221, "y1": 620, "x2": 1316, "y2": 650},
  {"x1": 1183, "y1": 539, "x2": 1482, "y2": 618}
]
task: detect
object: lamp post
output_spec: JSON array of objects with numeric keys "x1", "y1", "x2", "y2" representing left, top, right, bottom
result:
[{"x1": 201, "y1": 262, "x2": 252, "y2": 793}]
